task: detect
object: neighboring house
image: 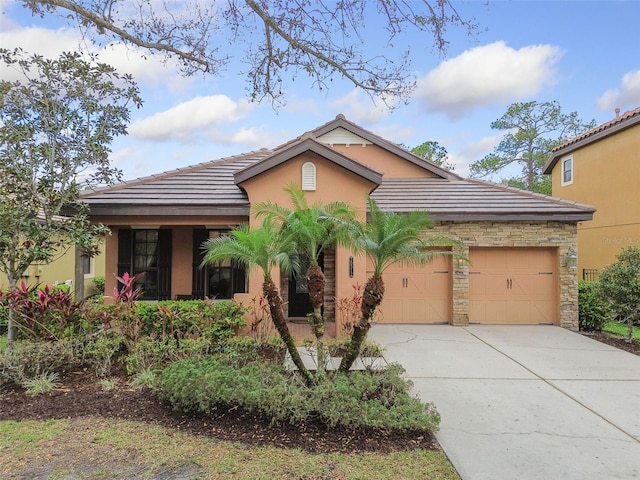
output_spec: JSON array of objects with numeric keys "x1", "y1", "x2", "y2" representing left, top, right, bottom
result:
[
  {"x1": 0, "y1": 244, "x2": 105, "y2": 298},
  {"x1": 543, "y1": 107, "x2": 640, "y2": 280},
  {"x1": 82, "y1": 115, "x2": 594, "y2": 330}
]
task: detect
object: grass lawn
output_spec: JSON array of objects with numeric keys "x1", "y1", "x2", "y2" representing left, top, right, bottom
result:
[
  {"x1": 603, "y1": 321, "x2": 640, "y2": 340},
  {"x1": 0, "y1": 418, "x2": 460, "y2": 480}
]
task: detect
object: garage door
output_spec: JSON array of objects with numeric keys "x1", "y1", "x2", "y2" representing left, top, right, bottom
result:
[
  {"x1": 469, "y1": 248, "x2": 557, "y2": 325},
  {"x1": 375, "y1": 255, "x2": 452, "y2": 324}
]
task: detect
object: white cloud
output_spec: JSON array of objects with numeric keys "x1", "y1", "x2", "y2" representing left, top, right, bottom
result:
[
  {"x1": 329, "y1": 89, "x2": 391, "y2": 124},
  {"x1": 0, "y1": 10, "x2": 191, "y2": 91},
  {"x1": 414, "y1": 41, "x2": 563, "y2": 119},
  {"x1": 597, "y1": 70, "x2": 640, "y2": 113},
  {"x1": 129, "y1": 95, "x2": 255, "y2": 144}
]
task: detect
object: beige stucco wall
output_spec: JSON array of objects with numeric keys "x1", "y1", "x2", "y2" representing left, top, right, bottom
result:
[
  {"x1": 0, "y1": 241, "x2": 106, "y2": 298},
  {"x1": 430, "y1": 221, "x2": 578, "y2": 330},
  {"x1": 238, "y1": 151, "x2": 376, "y2": 311},
  {"x1": 550, "y1": 123, "x2": 640, "y2": 274},
  {"x1": 331, "y1": 143, "x2": 438, "y2": 179}
]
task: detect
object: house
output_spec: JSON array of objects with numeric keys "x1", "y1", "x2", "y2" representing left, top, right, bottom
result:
[
  {"x1": 81, "y1": 115, "x2": 595, "y2": 330},
  {"x1": 543, "y1": 107, "x2": 640, "y2": 280},
  {"x1": 0, "y1": 243, "x2": 105, "y2": 299}
]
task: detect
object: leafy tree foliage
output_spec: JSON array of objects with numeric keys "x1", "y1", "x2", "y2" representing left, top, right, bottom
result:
[
  {"x1": 0, "y1": 47, "x2": 141, "y2": 349},
  {"x1": 254, "y1": 184, "x2": 357, "y2": 375},
  {"x1": 411, "y1": 141, "x2": 455, "y2": 170},
  {"x1": 21, "y1": 0, "x2": 477, "y2": 103},
  {"x1": 201, "y1": 218, "x2": 313, "y2": 384},
  {"x1": 469, "y1": 101, "x2": 595, "y2": 194},
  {"x1": 598, "y1": 246, "x2": 640, "y2": 343},
  {"x1": 339, "y1": 197, "x2": 460, "y2": 371}
]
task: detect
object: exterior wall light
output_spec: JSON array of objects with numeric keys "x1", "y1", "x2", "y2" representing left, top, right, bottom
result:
[
  {"x1": 348, "y1": 256, "x2": 354, "y2": 277},
  {"x1": 565, "y1": 247, "x2": 577, "y2": 269}
]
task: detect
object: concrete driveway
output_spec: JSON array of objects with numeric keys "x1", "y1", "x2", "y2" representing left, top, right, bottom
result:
[{"x1": 369, "y1": 325, "x2": 640, "y2": 480}]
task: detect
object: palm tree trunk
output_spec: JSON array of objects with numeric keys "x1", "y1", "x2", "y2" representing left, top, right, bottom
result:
[
  {"x1": 339, "y1": 275, "x2": 385, "y2": 372},
  {"x1": 307, "y1": 263, "x2": 326, "y2": 374},
  {"x1": 263, "y1": 278, "x2": 313, "y2": 385}
]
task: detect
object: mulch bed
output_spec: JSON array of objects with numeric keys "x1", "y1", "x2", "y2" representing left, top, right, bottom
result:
[
  {"x1": 0, "y1": 362, "x2": 438, "y2": 454},
  {"x1": 579, "y1": 330, "x2": 640, "y2": 356},
  {"x1": 2, "y1": 331, "x2": 637, "y2": 454}
]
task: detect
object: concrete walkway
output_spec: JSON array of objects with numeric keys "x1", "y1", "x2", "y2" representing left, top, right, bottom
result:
[{"x1": 369, "y1": 325, "x2": 640, "y2": 480}]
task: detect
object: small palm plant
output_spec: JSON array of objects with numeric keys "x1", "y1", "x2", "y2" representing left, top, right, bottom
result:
[
  {"x1": 254, "y1": 183, "x2": 357, "y2": 375},
  {"x1": 202, "y1": 216, "x2": 313, "y2": 384},
  {"x1": 339, "y1": 197, "x2": 462, "y2": 371}
]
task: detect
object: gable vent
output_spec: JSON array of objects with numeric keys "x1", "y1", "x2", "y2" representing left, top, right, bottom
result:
[{"x1": 302, "y1": 162, "x2": 316, "y2": 191}]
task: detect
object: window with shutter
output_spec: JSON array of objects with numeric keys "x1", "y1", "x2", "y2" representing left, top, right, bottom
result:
[{"x1": 301, "y1": 162, "x2": 316, "y2": 191}]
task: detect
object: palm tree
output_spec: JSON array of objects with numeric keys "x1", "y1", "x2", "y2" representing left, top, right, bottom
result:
[
  {"x1": 254, "y1": 184, "x2": 357, "y2": 374},
  {"x1": 201, "y1": 218, "x2": 313, "y2": 384},
  {"x1": 339, "y1": 197, "x2": 461, "y2": 372}
]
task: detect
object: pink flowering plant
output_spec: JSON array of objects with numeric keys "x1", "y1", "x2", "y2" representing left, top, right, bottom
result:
[{"x1": 0, "y1": 281, "x2": 81, "y2": 340}]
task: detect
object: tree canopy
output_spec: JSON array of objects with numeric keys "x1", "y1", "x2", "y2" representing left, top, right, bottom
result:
[
  {"x1": 469, "y1": 101, "x2": 595, "y2": 194},
  {"x1": 20, "y1": 0, "x2": 477, "y2": 104},
  {"x1": 0, "y1": 47, "x2": 141, "y2": 347},
  {"x1": 411, "y1": 140, "x2": 455, "y2": 170}
]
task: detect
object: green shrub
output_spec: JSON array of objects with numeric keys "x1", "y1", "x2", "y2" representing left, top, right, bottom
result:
[
  {"x1": 143, "y1": 300, "x2": 246, "y2": 342},
  {"x1": 130, "y1": 368, "x2": 157, "y2": 390},
  {"x1": 0, "y1": 339, "x2": 80, "y2": 386},
  {"x1": 85, "y1": 331, "x2": 124, "y2": 378},
  {"x1": 578, "y1": 280, "x2": 610, "y2": 332},
  {"x1": 124, "y1": 336, "x2": 213, "y2": 376},
  {"x1": 157, "y1": 359, "x2": 440, "y2": 432},
  {"x1": 91, "y1": 276, "x2": 106, "y2": 295},
  {"x1": 24, "y1": 371, "x2": 60, "y2": 396}
]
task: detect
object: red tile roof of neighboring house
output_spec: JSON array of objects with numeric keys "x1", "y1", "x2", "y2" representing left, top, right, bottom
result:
[{"x1": 544, "y1": 106, "x2": 640, "y2": 173}]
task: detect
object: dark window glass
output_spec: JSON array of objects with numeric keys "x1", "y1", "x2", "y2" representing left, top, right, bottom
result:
[
  {"x1": 563, "y1": 158, "x2": 572, "y2": 183},
  {"x1": 205, "y1": 229, "x2": 247, "y2": 299},
  {"x1": 82, "y1": 256, "x2": 92, "y2": 275},
  {"x1": 133, "y1": 230, "x2": 159, "y2": 300}
]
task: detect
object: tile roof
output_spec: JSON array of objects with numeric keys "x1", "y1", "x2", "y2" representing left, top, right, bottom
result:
[
  {"x1": 82, "y1": 115, "x2": 595, "y2": 222},
  {"x1": 81, "y1": 150, "x2": 269, "y2": 216},
  {"x1": 544, "y1": 106, "x2": 640, "y2": 173},
  {"x1": 371, "y1": 178, "x2": 595, "y2": 221}
]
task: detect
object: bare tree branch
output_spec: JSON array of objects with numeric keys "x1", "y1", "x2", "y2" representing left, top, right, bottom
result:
[{"x1": 20, "y1": 0, "x2": 478, "y2": 104}]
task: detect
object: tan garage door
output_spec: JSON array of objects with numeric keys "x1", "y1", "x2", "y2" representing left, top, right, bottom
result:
[
  {"x1": 375, "y1": 255, "x2": 452, "y2": 324},
  {"x1": 469, "y1": 248, "x2": 557, "y2": 325}
]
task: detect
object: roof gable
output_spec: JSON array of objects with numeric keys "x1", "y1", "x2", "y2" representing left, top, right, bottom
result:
[
  {"x1": 310, "y1": 114, "x2": 455, "y2": 180},
  {"x1": 316, "y1": 127, "x2": 372, "y2": 146},
  {"x1": 233, "y1": 137, "x2": 383, "y2": 186},
  {"x1": 544, "y1": 106, "x2": 640, "y2": 173}
]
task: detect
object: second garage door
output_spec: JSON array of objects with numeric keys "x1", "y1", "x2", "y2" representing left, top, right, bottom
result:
[
  {"x1": 376, "y1": 255, "x2": 452, "y2": 324},
  {"x1": 469, "y1": 247, "x2": 557, "y2": 325}
]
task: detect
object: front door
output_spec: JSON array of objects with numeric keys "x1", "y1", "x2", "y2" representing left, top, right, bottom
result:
[{"x1": 288, "y1": 252, "x2": 324, "y2": 318}]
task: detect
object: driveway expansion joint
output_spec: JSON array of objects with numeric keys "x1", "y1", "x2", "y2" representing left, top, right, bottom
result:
[{"x1": 462, "y1": 327, "x2": 640, "y2": 444}]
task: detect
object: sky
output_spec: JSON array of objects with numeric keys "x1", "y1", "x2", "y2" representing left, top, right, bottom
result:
[{"x1": 1, "y1": 1, "x2": 639, "y2": 182}]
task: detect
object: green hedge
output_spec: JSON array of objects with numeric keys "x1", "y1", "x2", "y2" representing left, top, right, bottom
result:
[
  {"x1": 137, "y1": 300, "x2": 246, "y2": 341},
  {"x1": 578, "y1": 280, "x2": 610, "y2": 332},
  {"x1": 157, "y1": 358, "x2": 440, "y2": 432}
]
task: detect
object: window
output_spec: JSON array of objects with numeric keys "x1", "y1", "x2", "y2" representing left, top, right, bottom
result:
[
  {"x1": 561, "y1": 157, "x2": 573, "y2": 186},
  {"x1": 204, "y1": 229, "x2": 247, "y2": 299},
  {"x1": 118, "y1": 228, "x2": 172, "y2": 300},
  {"x1": 82, "y1": 255, "x2": 94, "y2": 278},
  {"x1": 133, "y1": 230, "x2": 159, "y2": 299},
  {"x1": 301, "y1": 162, "x2": 316, "y2": 191}
]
